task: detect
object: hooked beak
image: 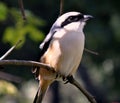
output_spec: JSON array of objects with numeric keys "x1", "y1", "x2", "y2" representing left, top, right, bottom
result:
[{"x1": 83, "y1": 15, "x2": 93, "y2": 22}]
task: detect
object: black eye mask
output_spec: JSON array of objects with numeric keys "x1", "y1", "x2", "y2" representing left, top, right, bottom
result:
[{"x1": 61, "y1": 14, "x2": 84, "y2": 27}]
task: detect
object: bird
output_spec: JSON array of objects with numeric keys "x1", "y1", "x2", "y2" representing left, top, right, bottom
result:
[{"x1": 33, "y1": 11, "x2": 93, "y2": 103}]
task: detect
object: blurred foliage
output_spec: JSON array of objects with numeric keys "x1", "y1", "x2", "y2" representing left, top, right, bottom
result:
[
  {"x1": 0, "y1": 2, "x2": 45, "y2": 47},
  {"x1": 0, "y1": 0, "x2": 120, "y2": 103},
  {"x1": 0, "y1": 80, "x2": 37, "y2": 103},
  {"x1": 0, "y1": 2, "x2": 8, "y2": 21},
  {"x1": 0, "y1": 80, "x2": 18, "y2": 96},
  {"x1": 110, "y1": 14, "x2": 120, "y2": 42},
  {"x1": 3, "y1": 10, "x2": 44, "y2": 45}
]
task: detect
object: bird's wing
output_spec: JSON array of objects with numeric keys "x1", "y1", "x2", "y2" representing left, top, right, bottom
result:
[
  {"x1": 32, "y1": 31, "x2": 56, "y2": 79},
  {"x1": 39, "y1": 31, "x2": 56, "y2": 57}
]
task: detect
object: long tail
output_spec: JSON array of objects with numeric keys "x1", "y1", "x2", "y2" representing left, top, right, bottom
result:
[{"x1": 33, "y1": 80, "x2": 51, "y2": 103}]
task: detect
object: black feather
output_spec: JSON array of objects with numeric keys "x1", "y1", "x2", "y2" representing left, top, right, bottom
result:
[
  {"x1": 40, "y1": 31, "x2": 56, "y2": 58},
  {"x1": 32, "y1": 31, "x2": 57, "y2": 79},
  {"x1": 61, "y1": 14, "x2": 84, "y2": 27}
]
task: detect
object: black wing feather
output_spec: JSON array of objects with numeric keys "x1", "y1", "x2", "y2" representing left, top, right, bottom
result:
[
  {"x1": 32, "y1": 31, "x2": 56, "y2": 79},
  {"x1": 39, "y1": 31, "x2": 56, "y2": 57}
]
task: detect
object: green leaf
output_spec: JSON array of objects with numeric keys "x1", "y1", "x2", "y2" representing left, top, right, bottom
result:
[
  {"x1": 0, "y1": 2, "x2": 8, "y2": 21},
  {"x1": 2, "y1": 8, "x2": 45, "y2": 47},
  {"x1": 25, "y1": 25, "x2": 45, "y2": 42},
  {"x1": 26, "y1": 11, "x2": 46, "y2": 26},
  {"x1": 3, "y1": 27, "x2": 25, "y2": 47},
  {"x1": 0, "y1": 80, "x2": 18, "y2": 95}
]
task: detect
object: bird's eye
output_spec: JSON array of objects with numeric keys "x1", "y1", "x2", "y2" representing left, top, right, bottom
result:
[
  {"x1": 67, "y1": 15, "x2": 83, "y2": 22},
  {"x1": 67, "y1": 16, "x2": 80, "y2": 22},
  {"x1": 67, "y1": 16, "x2": 75, "y2": 22}
]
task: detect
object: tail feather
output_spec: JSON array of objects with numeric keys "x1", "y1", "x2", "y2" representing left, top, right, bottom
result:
[
  {"x1": 33, "y1": 87, "x2": 45, "y2": 103},
  {"x1": 33, "y1": 80, "x2": 51, "y2": 103}
]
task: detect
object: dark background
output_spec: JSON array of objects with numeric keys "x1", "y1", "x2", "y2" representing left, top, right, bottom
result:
[{"x1": 0, "y1": 0, "x2": 120, "y2": 103}]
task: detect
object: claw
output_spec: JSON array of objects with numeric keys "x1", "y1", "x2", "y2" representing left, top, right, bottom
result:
[
  {"x1": 62, "y1": 76, "x2": 69, "y2": 84},
  {"x1": 55, "y1": 72, "x2": 62, "y2": 79},
  {"x1": 64, "y1": 80, "x2": 69, "y2": 84},
  {"x1": 63, "y1": 75, "x2": 74, "y2": 84},
  {"x1": 55, "y1": 73, "x2": 59, "y2": 79},
  {"x1": 66, "y1": 75, "x2": 74, "y2": 83}
]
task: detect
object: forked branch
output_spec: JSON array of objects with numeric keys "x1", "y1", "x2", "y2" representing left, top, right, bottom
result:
[{"x1": 0, "y1": 59, "x2": 97, "y2": 103}]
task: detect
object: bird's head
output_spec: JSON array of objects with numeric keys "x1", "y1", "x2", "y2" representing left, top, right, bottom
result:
[{"x1": 51, "y1": 11, "x2": 93, "y2": 32}]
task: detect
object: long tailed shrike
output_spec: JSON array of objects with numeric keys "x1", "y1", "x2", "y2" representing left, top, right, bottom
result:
[{"x1": 33, "y1": 11, "x2": 93, "y2": 103}]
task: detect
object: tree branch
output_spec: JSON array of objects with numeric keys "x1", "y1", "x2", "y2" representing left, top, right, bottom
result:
[
  {"x1": 67, "y1": 76, "x2": 97, "y2": 103},
  {"x1": 0, "y1": 59, "x2": 97, "y2": 103},
  {"x1": 59, "y1": 0, "x2": 64, "y2": 15},
  {"x1": 0, "y1": 40, "x2": 22, "y2": 60},
  {"x1": 84, "y1": 48, "x2": 99, "y2": 56},
  {"x1": 0, "y1": 60, "x2": 55, "y2": 72},
  {"x1": 18, "y1": 0, "x2": 26, "y2": 20}
]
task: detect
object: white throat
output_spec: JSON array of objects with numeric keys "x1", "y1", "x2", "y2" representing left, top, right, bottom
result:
[{"x1": 63, "y1": 21, "x2": 86, "y2": 32}]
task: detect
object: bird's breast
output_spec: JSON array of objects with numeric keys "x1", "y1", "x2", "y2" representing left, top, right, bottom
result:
[{"x1": 42, "y1": 30, "x2": 85, "y2": 77}]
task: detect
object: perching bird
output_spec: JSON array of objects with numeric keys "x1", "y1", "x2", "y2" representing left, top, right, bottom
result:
[{"x1": 33, "y1": 11, "x2": 93, "y2": 103}]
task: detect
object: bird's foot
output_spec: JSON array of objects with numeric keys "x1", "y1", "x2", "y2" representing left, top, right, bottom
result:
[
  {"x1": 55, "y1": 72, "x2": 62, "y2": 79},
  {"x1": 62, "y1": 75, "x2": 74, "y2": 84}
]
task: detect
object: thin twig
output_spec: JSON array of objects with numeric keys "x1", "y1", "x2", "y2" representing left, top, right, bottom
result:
[
  {"x1": 0, "y1": 40, "x2": 22, "y2": 60},
  {"x1": 18, "y1": 0, "x2": 26, "y2": 20},
  {"x1": 68, "y1": 76, "x2": 97, "y2": 103},
  {"x1": 59, "y1": 0, "x2": 64, "y2": 15},
  {"x1": 84, "y1": 48, "x2": 99, "y2": 56}
]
